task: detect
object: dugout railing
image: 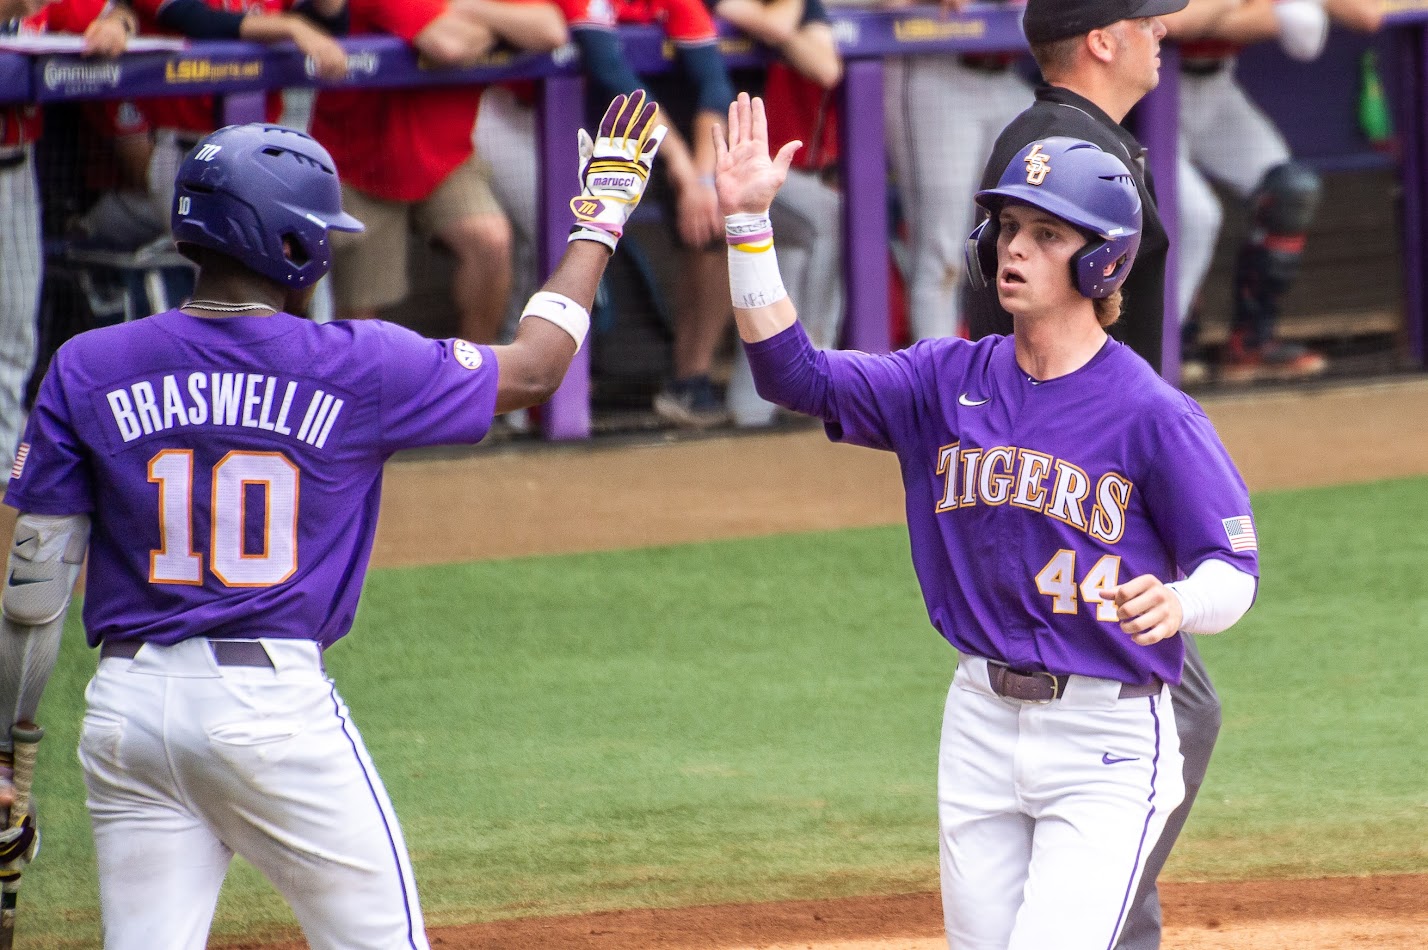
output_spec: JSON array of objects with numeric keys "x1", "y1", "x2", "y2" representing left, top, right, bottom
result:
[{"x1": 4, "y1": 2, "x2": 1427, "y2": 440}]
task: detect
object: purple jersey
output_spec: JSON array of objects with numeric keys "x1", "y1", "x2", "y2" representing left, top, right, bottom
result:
[
  {"x1": 745, "y1": 326, "x2": 1259, "y2": 686},
  {"x1": 4, "y1": 311, "x2": 499, "y2": 649}
]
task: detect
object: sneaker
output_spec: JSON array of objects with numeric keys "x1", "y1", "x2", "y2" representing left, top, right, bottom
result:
[
  {"x1": 653, "y1": 375, "x2": 731, "y2": 429},
  {"x1": 1178, "y1": 358, "x2": 1210, "y2": 387},
  {"x1": 1220, "y1": 332, "x2": 1328, "y2": 384}
]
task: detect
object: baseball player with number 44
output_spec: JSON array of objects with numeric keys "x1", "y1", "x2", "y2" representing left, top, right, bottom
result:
[
  {"x1": 0, "y1": 91, "x2": 664, "y2": 950},
  {"x1": 715, "y1": 94, "x2": 1260, "y2": 948}
]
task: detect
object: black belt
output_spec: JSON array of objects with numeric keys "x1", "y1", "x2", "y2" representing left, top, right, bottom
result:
[
  {"x1": 959, "y1": 53, "x2": 1013, "y2": 73},
  {"x1": 0, "y1": 150, "x2": 27, "y2": 170},
  {"x1": 987, "y1": 662, "x2": 1163, "y2": 703},
  {"x1": 101, "y1": 638, "x2": 276, "y2": 669},
  {"x1": 1181, "y1": 58, "x2": 1228, "y2": 76}
]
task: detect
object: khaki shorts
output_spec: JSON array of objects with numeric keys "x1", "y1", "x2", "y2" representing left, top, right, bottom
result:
[{"x1": 330, "y1": 154, "x2": 503, "y2": 311}]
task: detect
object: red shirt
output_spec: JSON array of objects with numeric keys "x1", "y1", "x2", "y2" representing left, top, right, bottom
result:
[
  {"x1": 1, "y1": 0, "x2": 106, "y2": 148},
  {"x1": 609, "y1": 0, "x2": 715, "y2": 42},
  {"x1": 764, "y1": 63, "x2": 838, "y2": 173},
  {"x1": 1180, "y1": 39, "x2": 1243, "y2": 61},
  {"x1": 131, "y1": 0, "x2": 289, "y2": 133},
  {"x1": 313, "y1": 0, "x2": 553, "y2": 202}
]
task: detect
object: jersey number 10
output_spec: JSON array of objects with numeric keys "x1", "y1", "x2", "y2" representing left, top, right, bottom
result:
[{"x1": 148, "y1": 449, "x2": 299, "y2": 587}]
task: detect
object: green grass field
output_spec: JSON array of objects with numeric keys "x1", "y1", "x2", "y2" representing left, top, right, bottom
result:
[{"x1": 15, "y1": 475, "x2": 1428, "y2": 948}]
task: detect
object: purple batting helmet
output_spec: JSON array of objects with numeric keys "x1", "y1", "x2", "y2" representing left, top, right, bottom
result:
[
  {"x1": 171, "y1": 124, "x2": 363, "y2": 289},
  {"x1": 966, "y1": 137, "x2": 1142, "y2": 299}
]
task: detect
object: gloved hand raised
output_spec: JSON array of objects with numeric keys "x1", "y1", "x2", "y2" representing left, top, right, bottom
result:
[{"x1": 569, "y1": 89, "x2": 668, "y2": 252}]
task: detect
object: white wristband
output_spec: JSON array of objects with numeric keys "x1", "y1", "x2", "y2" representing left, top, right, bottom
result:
[
  {"x1": 726, "y1": 213, "x2": 786, "y2": 310},
  {"x1": 519, "y1": 291, "x2": 590, "y2": 352}
]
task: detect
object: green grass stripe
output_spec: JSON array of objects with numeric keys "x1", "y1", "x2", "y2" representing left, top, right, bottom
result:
[{"x1": 14, "y1": 475, "x2": 1428, "y2": 948}]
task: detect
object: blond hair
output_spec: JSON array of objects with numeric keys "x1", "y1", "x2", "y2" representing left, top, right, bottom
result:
[{"x1": 1093, "y1": 290, "x2": 1123, "y2": 328}]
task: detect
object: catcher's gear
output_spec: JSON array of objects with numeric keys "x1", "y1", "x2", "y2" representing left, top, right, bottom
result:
[
  {"x1": 1234, "y1": 160, "x2": 1322, "y2": 344},
  {"x1": 569, "y1": 90, "x2": 668, "y2": 251},
  {"x1": 968, "y1": 137, "x2": 1143, "y2": 299},
  {"x1": 1, "y1": 514, "x2": 88, "y2": 754},
  {"x1": 172, "y1": 124, "x2": 364, "y2": 289}
]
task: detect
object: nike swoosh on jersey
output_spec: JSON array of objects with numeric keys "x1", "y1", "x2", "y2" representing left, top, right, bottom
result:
[
  {"x1": 1101, "y1": 753, "x2": 1140, "y2": 765},
  {"x1": 7, "y1": 575, "x2": 47, "y2": 586},
  {"x1": 958, "y1": 393, "x2": 990, "y2": 407}
]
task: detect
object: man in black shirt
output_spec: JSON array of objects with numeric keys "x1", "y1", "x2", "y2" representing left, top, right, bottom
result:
[
  {"x1": 966, "y1": 0, "x2": 1186, "y2": 373},
  {"x1": 965, "y1": 3, "x2": 1228, "y2": 949}
]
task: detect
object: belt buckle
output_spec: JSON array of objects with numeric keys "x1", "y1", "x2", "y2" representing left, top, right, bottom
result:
[{"x1": 1029, "y1": 671, "x2": 1060, "y2": 703}]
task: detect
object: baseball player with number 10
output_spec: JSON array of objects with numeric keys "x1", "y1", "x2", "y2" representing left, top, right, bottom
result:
[
  {"x1": 0, "y1": 92, "x2": 663, "y2": 949},
  {"x1": 715, "y1": 96, "x2": 1260, "y2": 948}
]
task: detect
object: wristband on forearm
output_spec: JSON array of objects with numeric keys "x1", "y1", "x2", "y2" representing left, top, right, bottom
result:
[
  {"x1": 726, "y1": 212, "x2": 787, "y2": 310},
  {"x1": 519, "y1": 291, "x2": 590, "y2": 351}
]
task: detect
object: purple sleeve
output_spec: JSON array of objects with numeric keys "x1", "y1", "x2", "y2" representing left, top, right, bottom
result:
[
  {"x1": 376, "y1": 323, "x2": 499, "y2": 453},
  {"x1": 1142, "y1": 408, "x2": 1260, "y2": 579},
  {"x1": 742, "y1": 322, "x2": 921, "y2": 452},
  {"x1": 3, "y1": 349, "x2": 94, "y2": 516}
]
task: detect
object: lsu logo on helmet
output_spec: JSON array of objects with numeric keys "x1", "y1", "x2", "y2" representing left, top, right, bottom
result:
[{"x1": 1024, "y1": 143, "x2": 1051, "y2": 186}]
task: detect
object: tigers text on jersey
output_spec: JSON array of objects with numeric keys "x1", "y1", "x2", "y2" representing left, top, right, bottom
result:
[
  {"x1": 745, "y1": 326, "x2": 1259, "y2": 687},
  {"x1": 5, "y1": 310, "x2": 499, "y2": 649}
]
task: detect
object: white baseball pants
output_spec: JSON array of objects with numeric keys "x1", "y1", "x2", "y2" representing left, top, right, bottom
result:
[
  {"x1": 0, "y1": 146, "x2": 41, "y2": 467},
  {"x1": 939, "y1": 656, "x2": 1185, "y2": 950},
  {"x1": 79, "y1": 638, "x2": 430, "y2": 950},
  {"x1": 884, "y1": 57, "x2": 1033, "y2": 341}
]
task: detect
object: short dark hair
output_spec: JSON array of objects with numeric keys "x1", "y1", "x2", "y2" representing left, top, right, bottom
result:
[{"x1": 1030, "y1": 35, "x2": 1083, "y2": 78}]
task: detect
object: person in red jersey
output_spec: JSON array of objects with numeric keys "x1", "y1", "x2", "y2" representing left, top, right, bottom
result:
[
  {"x1": 126, "y1": 0, "x2": 349, "y2": 219},
  {"x1": 310, "y1": 0, "x2": 566, "y2": 345}
]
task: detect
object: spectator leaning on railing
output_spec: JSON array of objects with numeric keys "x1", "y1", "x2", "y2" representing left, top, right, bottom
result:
[
  {"x1": 310, "y1": 0, "x2": 566, "y2": 345},
  {"x1": 125, "y1": 0, "x2": 349, "y2": 222},
  {"x1": 1174, "y1": 0, "x2": 1384, "y2": 384},
  {"x1": 712, "y1": 0, "x2": 844, "y2": 428},
  {"x1": 0, "y1": 0, "x2": 131, "y2": 472},
  {"x1": 583, "y1": 0, "x2": 736, "y2": 429}
]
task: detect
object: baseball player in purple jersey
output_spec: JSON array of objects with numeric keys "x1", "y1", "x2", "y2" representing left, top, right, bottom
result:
[
  {"x1": 714, "y1": 95, "x2": 1259, "y2": 948},
  {"x1": 0, "y1": 92, "x2": 664, "y2": 949}
]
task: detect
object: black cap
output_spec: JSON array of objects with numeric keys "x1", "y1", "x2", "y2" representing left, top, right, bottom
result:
[{"x1": 1022, "y1": 0, "x2": 1188, "y2": 44}]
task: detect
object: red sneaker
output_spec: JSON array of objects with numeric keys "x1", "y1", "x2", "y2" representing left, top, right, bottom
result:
[{"x1": 1221, "y1": 332, "x2": 1328, "y2": 383}]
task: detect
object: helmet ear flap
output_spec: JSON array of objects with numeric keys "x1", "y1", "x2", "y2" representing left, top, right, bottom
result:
[{"x1": 966, "y1": 216, "x2": 1000, "y2": 291}]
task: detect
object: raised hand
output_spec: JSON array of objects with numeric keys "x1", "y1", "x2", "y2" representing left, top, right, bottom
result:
[
  {"x1": 570, "y1": 90, "x2": 668, "y2": 251},
  {"x1": 712, "y1": 93, "x2": 801, "y2": 218}
]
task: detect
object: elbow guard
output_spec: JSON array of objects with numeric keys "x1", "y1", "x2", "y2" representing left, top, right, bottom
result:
[{"x1": 3, "y1": 514, "x2": 90, "y2": 627}]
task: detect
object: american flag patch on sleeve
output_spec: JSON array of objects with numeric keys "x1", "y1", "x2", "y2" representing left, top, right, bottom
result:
[
  {"x1": 9, "y1": 443, "x2": 28, "y2": 480},
  {"x1": 1222, "y1": 515, "x2": 1258, "y2": 552}
]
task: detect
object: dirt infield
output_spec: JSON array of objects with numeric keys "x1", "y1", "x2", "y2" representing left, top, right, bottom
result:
[
  {"x1": 344, "y1": 377, "x2": 1428, "y2": 950},
  {"x1": 413, "y1": 875, "x2": 1428, "y2": 949}
]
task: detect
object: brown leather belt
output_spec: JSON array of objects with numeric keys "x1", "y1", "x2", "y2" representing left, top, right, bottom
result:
[
  {"x1": 987, "y1": 662, "x2": 1163, "y2": 703},
  {"x1": 101, "y1": 638, "x2": 276, "y2": 669}
]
